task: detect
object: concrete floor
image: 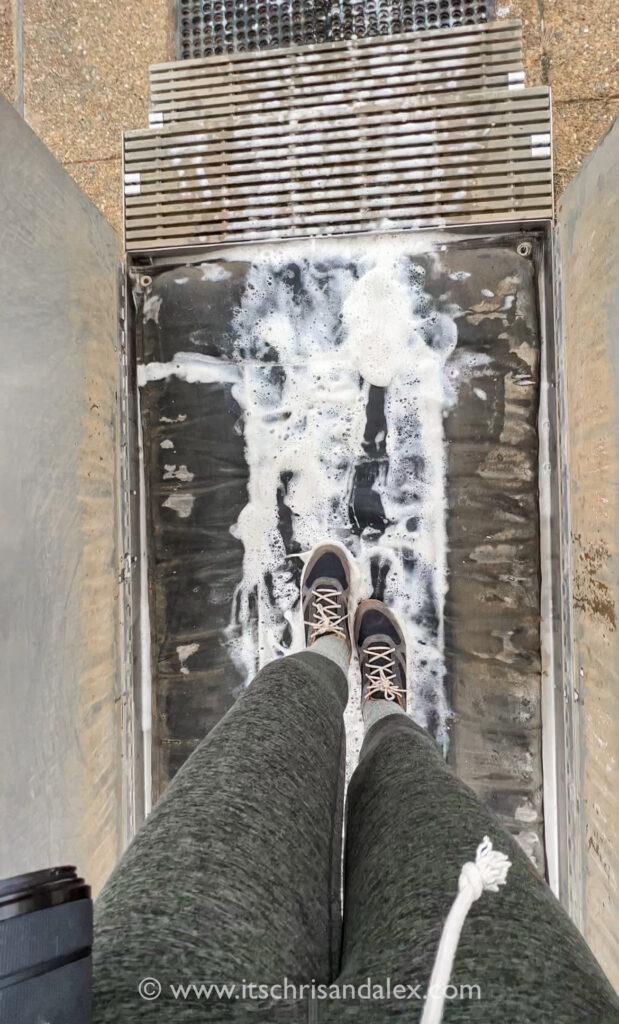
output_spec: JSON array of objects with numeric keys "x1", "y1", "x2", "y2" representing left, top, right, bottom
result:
[{"x1": 0, "y1": 1, "x2": 617, "y2": 244}]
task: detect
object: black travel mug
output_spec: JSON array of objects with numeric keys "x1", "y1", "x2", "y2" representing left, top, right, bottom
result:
[{"x1": 0, "y1": 866, "x2": 92, "y2": 1023}]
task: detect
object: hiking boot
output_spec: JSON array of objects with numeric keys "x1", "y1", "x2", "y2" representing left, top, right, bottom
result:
[
  {"x1": 301, "y1": 544, "x2": 352, "y2": 655},
  {"x1": 355, "y1": 599, "x2": 407, "y2": 709}
]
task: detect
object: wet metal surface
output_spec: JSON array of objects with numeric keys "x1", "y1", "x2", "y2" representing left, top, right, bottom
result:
[
  {"x1": 176, "y1": 0, "x2": 494, "y2": 59},
  {"x1": 136, "y1": 232, "x2": 544, "y2": 868},
  {"x1": 124, "y1": 22, "x2": 553, "y2": 253},
  {"x1": 151, "y1": 21, "x2": 524, "y2": 128}
]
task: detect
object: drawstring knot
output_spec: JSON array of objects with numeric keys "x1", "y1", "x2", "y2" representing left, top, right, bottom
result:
[
  {"x1": 458, "y1": 837, "x2": 511, "y2": 900},
  {"x1": 421, "y1": 836, "x2": 511, "y2": 1024}
]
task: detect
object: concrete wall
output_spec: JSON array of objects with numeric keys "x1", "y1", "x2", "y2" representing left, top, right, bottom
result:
[
  {"x1": 557, "y1": 114, "x2": 619, "y2": 987},
  {"x1": 0, "y1": 99, "x2": 121, "y2": 894}
]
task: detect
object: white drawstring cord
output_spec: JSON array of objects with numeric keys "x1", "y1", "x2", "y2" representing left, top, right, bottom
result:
[{"x1": 421, "y1": 836, "x2": 511, "y2": 1024}]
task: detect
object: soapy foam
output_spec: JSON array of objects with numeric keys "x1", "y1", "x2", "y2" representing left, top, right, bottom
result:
[{"x1": 139, "y1": 241, "x2": 464, "y2": 768}]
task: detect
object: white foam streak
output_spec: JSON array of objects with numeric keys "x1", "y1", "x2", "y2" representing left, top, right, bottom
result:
[
  {"x1": 137, "y1": 353, "x2": 241, "y2": 387},
  {"x1": 139, "y1": 245, "x2": 460, "y2": 765}
]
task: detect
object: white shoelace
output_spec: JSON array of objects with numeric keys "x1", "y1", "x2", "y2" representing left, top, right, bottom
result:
[
  {"x1": 305, "y1": 586, "x2": 347, "y2": 643},
  {"x1": 363, "y1": 643, "x2": 406, "y2": 703}
]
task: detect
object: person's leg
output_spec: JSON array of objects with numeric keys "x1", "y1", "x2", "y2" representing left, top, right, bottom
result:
[
  {"x1": 93, "y1": 648, "x2": 346, "y2": 1021},
  {"x1": 333, "y1": 629, "x2": 619, "y2": 1023},
  {"x1": 93, "y1": 545, "x2": 353, "y2": 1022}
]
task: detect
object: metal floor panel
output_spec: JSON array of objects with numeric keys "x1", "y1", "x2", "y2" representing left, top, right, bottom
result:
[{"x1": 135, "y1": 233, "x2": 545, "y2": 871}]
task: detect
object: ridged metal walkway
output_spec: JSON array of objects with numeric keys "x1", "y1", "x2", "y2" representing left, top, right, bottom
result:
[{"x1": 123, "y1": 20, "x2": 552, "y2": 255}]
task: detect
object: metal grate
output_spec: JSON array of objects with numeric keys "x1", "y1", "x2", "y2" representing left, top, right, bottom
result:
[
  {"x1": 123, "y1": 102, "x2": 552, "y2": 253},
  {"x1": 178, "y1": 0, "x2": 327, "y2": 57},
  {"x1": 124, "y1": 22, "x2": 552, "y2": 254},
  {"x1": 151, "y1": 21, "x2": 523, "y2": 127},
  {"x1": 177, "y1": 0, "x2": 494, "y2": 59}
]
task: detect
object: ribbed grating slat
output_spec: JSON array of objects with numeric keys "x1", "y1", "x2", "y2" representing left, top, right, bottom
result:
[
  {"x1": 151, "y1": 21, "x2": 523, "y2": 126},
  {"x1": 124, "y1": 22, "x2": 552, "y2": 254}
]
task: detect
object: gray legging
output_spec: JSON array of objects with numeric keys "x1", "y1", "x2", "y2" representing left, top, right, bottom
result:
[{"x1": 93, "y1": 650, "x2": 619, "y2": 1022}]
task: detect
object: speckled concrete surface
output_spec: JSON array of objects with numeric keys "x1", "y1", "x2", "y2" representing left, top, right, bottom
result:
[
  {"x1": 0, "y1": 0, "x2": 15, "y2": 103},
  {"x1": 497, "y1": 0, "x2": 546, "y2": 86},
  {"x1": 497, "y1": 0, "x2": 619, "y2": 210},
  {"x1": 544, "y1": 0, "x2": 618, "y2": 101},
  {"x1": 0, "y1": 1, "x2": 616, "y2": 241},
  {"x1": 22, "y1": 0, "x2": 173, "y2": 162},
  {"x1": 0, "y1": 0, "x2": 173, "y2": 247}
]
